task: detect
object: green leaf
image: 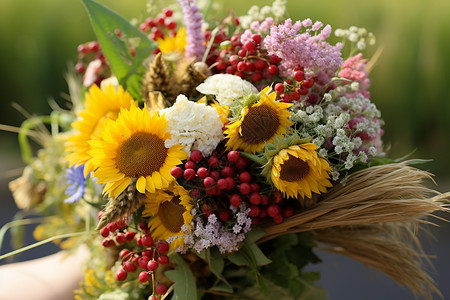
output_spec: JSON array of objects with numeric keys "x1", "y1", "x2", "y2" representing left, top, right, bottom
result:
[
  {"x1": 228, "y1": 229, "x2": 271, "y2": 267},
  {"x1": 207, "y1": 248, "x2": 233, "y2": 293},
  {"x1": 165, "y1": 254, "x2": 198, "y2": 300},
  {"x1": 81, "y1": 0, "x2": 157, "y2": 100}
]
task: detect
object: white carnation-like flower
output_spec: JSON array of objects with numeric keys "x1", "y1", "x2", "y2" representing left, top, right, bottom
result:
[
  {"x1": 196, "y1": 74, "x2": 258, "y2": 107},
  {"x1": 161, "y1": 94, "x2": 224, "y2": 156}
]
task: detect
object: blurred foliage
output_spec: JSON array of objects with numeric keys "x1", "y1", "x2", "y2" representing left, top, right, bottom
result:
[{"x1": 1, "y1": 0, "x2": 449, "y2": 179}]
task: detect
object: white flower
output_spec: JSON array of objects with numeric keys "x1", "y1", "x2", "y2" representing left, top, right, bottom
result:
[
  {"x1": 161, "y1": 94, "x2": 224, "y2": 156},
  {"x1": 196, "y1": 74, "x2": 258, "y2": 107}
]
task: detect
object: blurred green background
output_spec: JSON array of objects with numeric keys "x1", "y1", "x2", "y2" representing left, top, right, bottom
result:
[
  {"x1": 0, "y1": 1, "x2": 449, "y2": 299},
  {"x1": 1, "y1": 0, "x2": 449, "y2": 182}
]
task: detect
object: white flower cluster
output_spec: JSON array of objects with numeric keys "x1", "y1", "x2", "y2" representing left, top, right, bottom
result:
[
  {"x1": 335, "y1": 26, "x2": 376, "y2": 50},
  {"x1": 196, "y1": 74, "x2": 258, "y2": 107},
  {"x1": 239, "y1": 0, "x2": 287, "y2": 29},
  {"x1": 181, "y1": 205, "x2": 252, "y2": 254},
  {"x1": 290, "y1": 93, "x2": 383, "y2": 175},
  {"x1": 161, "y1": 94, "x2": 224, "y2": 156}
]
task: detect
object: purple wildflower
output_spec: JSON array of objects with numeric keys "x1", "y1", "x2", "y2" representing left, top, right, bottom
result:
[
  {"x1": 178, "y1": 0, "x2": 205, "y2": 61},
  {"x1": 264, "y1": 18, "x2": 343, "y2": 81},
  {"x1": 64, "y1": 164, "x2": 87, "y2": 203}
]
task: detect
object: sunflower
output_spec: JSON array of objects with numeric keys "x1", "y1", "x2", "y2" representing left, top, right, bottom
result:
[
  {"x1": 142, "y1": 183, "x2": 193, "y2": 250},
  {"x1": 157, "y1": 27, "x2": 187, "y2": 54},
  {"x1": 271, "y1": 143, "x2": 332, "y2": 199},
  {"x1": 224, "y1": 88, "x2": 293, "y2": 153},
  {"x1": 88, "y1": 105, "x2": 187, "y2": 198},
  {"x1": 66, "y1": 84, "x2": 137, "y2": 176}
]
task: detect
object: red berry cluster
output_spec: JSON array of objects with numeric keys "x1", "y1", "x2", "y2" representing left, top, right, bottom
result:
[
  {"x1": 203, "y1": 31, "x2": 283, "y2": 84},
  {"x1": 75, "y1": 40, "x2": 111, "y2": 86},
  {"x1": 99, "y1": 211, "x2": 136, "y2": 247},
  {"x1": 249, "y1": 190, "x2": 295, "y2": 225},
  {"x1": 110, "y1": 220, "x2": 170, "y2": 297},
  {"x1": 139, "y1": 8, "x2": 177, "y2": 43},
  {"x1": 171, "y1": 145, "x2": 295, "y2": 225},
  {"x1": 274, "y1": 68, "x2": 317, "y2": 103}
]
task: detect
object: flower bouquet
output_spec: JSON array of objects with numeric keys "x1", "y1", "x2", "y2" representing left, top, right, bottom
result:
[{"x1": 1, "y1": 0, "x2": 449, "y2": 299}]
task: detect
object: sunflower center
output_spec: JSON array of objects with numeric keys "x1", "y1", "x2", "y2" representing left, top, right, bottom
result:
[
  {"x1": 116, "y1": 132, "x2": 168, "y2": 177},
  {"x1": 240, "y1": 104, "x2": 280, "y2": 144},
  {"x1": 158, "y1": 197, "x2": 186, "y2": 233},
  {"x1": 279, "y1": 154, "x2": 310, "y2": 182}
]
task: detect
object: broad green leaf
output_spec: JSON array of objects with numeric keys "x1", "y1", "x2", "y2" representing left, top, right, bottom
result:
[
  {"x1": 228, "y1": 230, "x2": 271, "y2": 267},
  {"x1": 165, "y1": 254, "x2": 198, "y2": 300},
  {"x1": 81, "y1": 0, "x2": 157, "y2": 100},
  {"x1": 207, "y1": 248, "x2": 233, "y2": 292}
]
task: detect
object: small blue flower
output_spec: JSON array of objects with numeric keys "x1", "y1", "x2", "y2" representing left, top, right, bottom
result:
[{"x1": 65, "y1": 164, "x2": 87, "y2": 203}]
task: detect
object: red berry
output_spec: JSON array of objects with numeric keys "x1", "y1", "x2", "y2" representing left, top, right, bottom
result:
[
  {"x1": 267, "y1": 204, "x2": 281, "y2": 217},
  {"x1": 291, "y1": 91, "x2": 301, "y2": 101},
  {"x1": 249, "y1": 205, "x2": 260, "y2": 217},
  {"x1": 249, "y1": 192, "x2": 262, "y2": 205},
  {"x1": 259, "y1": 207, "x2": 267, "y2": 218},
  {"x1": 282, "y1": 93, "x2": 292, "y2": 103},
  {"x1": 197, "y1": 167, "x2": 209, "y2": 179},
  {"x1": 273, "y1": 192, "x2": 283, "y2": 203},
  {"x1": 170, "y1": 166, "x2": 183, "y2": 178},
  {"x1": 147, "y1": 260, "x2": 159, "y2": 272},
  {"x1": 123, "y1": 261, "x2": 137, "y2": 273},
  {"x1": 274, "y1": 83, "x2": 285, "y2": 94},
  {"x1": 167, "y1": 21, "x2": 177, "y2": 30},
  {"x1": 239, "y1": 182, "x2": 251, "y2": 195},
  {"x1": 254, "y1": 59, "x2": 267, "y2": 70},
  {"x1": 190, "y1": 189, "x2": 202, "y2": 198},
  {"x1": 217, "y1": 178, "x2": 228, "y2": 190},
  {"x1": 136, "y1": 237, "x2": 143, "y2": 246},
  {"x1": 244, "y1": 40, "x2": 256, "y2": 51},
  {"x1": 107, "y1": 222, "x2": 118, "y2": 233},
  {"x1": 238, "y1": 171, "x2": 252, "y2": 183},
  {"x1": 75, "y1": 63, "x2": 86, "y2": 74},
  {"x1": 237, "y1": 49, "x2": 247, "y2": 57},
  {"x1": 210, "y1": 170, "x2": 220, "y2": 180},
  {"x1": 156, "y1": 283, "x2": 168, "y2": 295},
  {"x1": 251, "y1": 33, "x2": 262, "y2": 44},
  {"x1": 100, "y1": 227, "x2": 110, "y2": 237},
  {"x1": 229, "y1": 55, "x2": 240, "y2": 65},
  {"x1": 185, "y1": 160, "x2": 196, "y2": 170},
  {"x1": 77, "y1": 44, "x2": 88, "y2": 54},
  {"x1": 227, "y1": 151, "x2": 240, "y2": 162},
  {"x1": 142, "y1": 249, "x2": 153, "y2": 258},
  {"x1": 245, "y1": 61, "x2": 255, "y2": 72},
  {"x1": 116, "y1": 269, "x2": 128, "y2": 281},
  {"x1": 190, "y1": 150, "x2": 203, "y2": 162},
  {"x1": 115, "y1": 232, "x2": 127, "y2": 244},
  {"x1": 269, "y1": 54, "x2": 282, "y2": 64},
  {"x1": 221, "y1": 166, "x2": 234, "y2": 177},
  {"x1": 139, "y1": 271, "x2": 150, "y2": 282},
  {"x1": 157, "y1": 255, "x2": 169, "y2": 265},
  {"x1": 142, "y1": 234, "x2": 154, "y2": 247},
  {"x1": 120, "y1": 249, "x2": 132, "y2": 260},
  {"x1": 225, "y1": 177, "x2": 236, "y2": 189},
  {"x1": 235, "y1": 158, "x2": 247, "y2": 170},
  {"x1": 138, "y1": 256, "x2": 150, "y2": 269},
  {"x1": 237, "y1": 61, "x2": 247, "y2": 71},
  {"x1": 283, "y1": 206, "x2": 295, "y2": 218},
  {"x1": 156, "y1": 16, "x2": 165, "y2": 26},
  {"x1": 203, "y1": 176, "x2": 216, "y2": 188},
  {"x1": 267, "y1": 65, "x2": 279, "y2": 75},
  {"x1": 208, "y1": 156, "x2": 219, "y2": 167},
  {"x1": 163, "y1": 8, "x2": 173, "y2": 17},
  {"x1": 235, "y1": 71, "x2": 245, "y2": 78},
  {"x1": 229, "y1": 194, "x2": 243, "y2": 207},
  {"x1": 218, "y1": 210, "x2": 231, "y2": 222},
  {"x1": 145, "y1": 17, "x2": 155, "y2": 27},
  {"x1": 102, "y1": 239, "x2": 114, "y2": 248},
  {"x1": 261, "y1": 195, "x2": 270, "y2": 206},
  {"x1": 114, "y1": 29, "x2": 122, "y2": 37},
  {"x1": 216, "y1": 62, "x2": 227, "y2": 71},
  {"x1": 206, "y1": 186, "x2": 218, "y2": 195},
  {"x1": 273, "y1": 213, "x2": 284, "y2": 223},
  {"x1": 293, "y1": 70, "x2": 305, "y2": 82},
  {"x1": 88, "y1": 41, "x2": 100, "y2": 52},
  {"x1": 251, "y1": 71, "x2": 263, "y2": 82},
  {"x1": 250, "y1": 183, "x2": 260, "y2": 192},
  {"x1": 125, "y1": 231, "x2": 136, "y2": 241},
  {"x1": 298, "y1": 86, "x2": 309, "y2": 95},
  {"x1": 140, "y1": 23, "x2": 149, "y2": 32},
  {"x1": 156, "y1": 240, "x2": 170, "y2": 254},
  {"x1": 139, "y1": 220, "x2": 149, "y2": 232},
  {"x1": 183, "y1": 168, "x2": 196, "y2": 180},
  {"x1": 226, "y1": 65, "x2": 236, "y2": 74},
  {"x1": 303, "y1": 78, "x2": 315, "y2": 88},
  {"x1": 252, "y1": 216, "x2": 261, "y2": 224}
]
